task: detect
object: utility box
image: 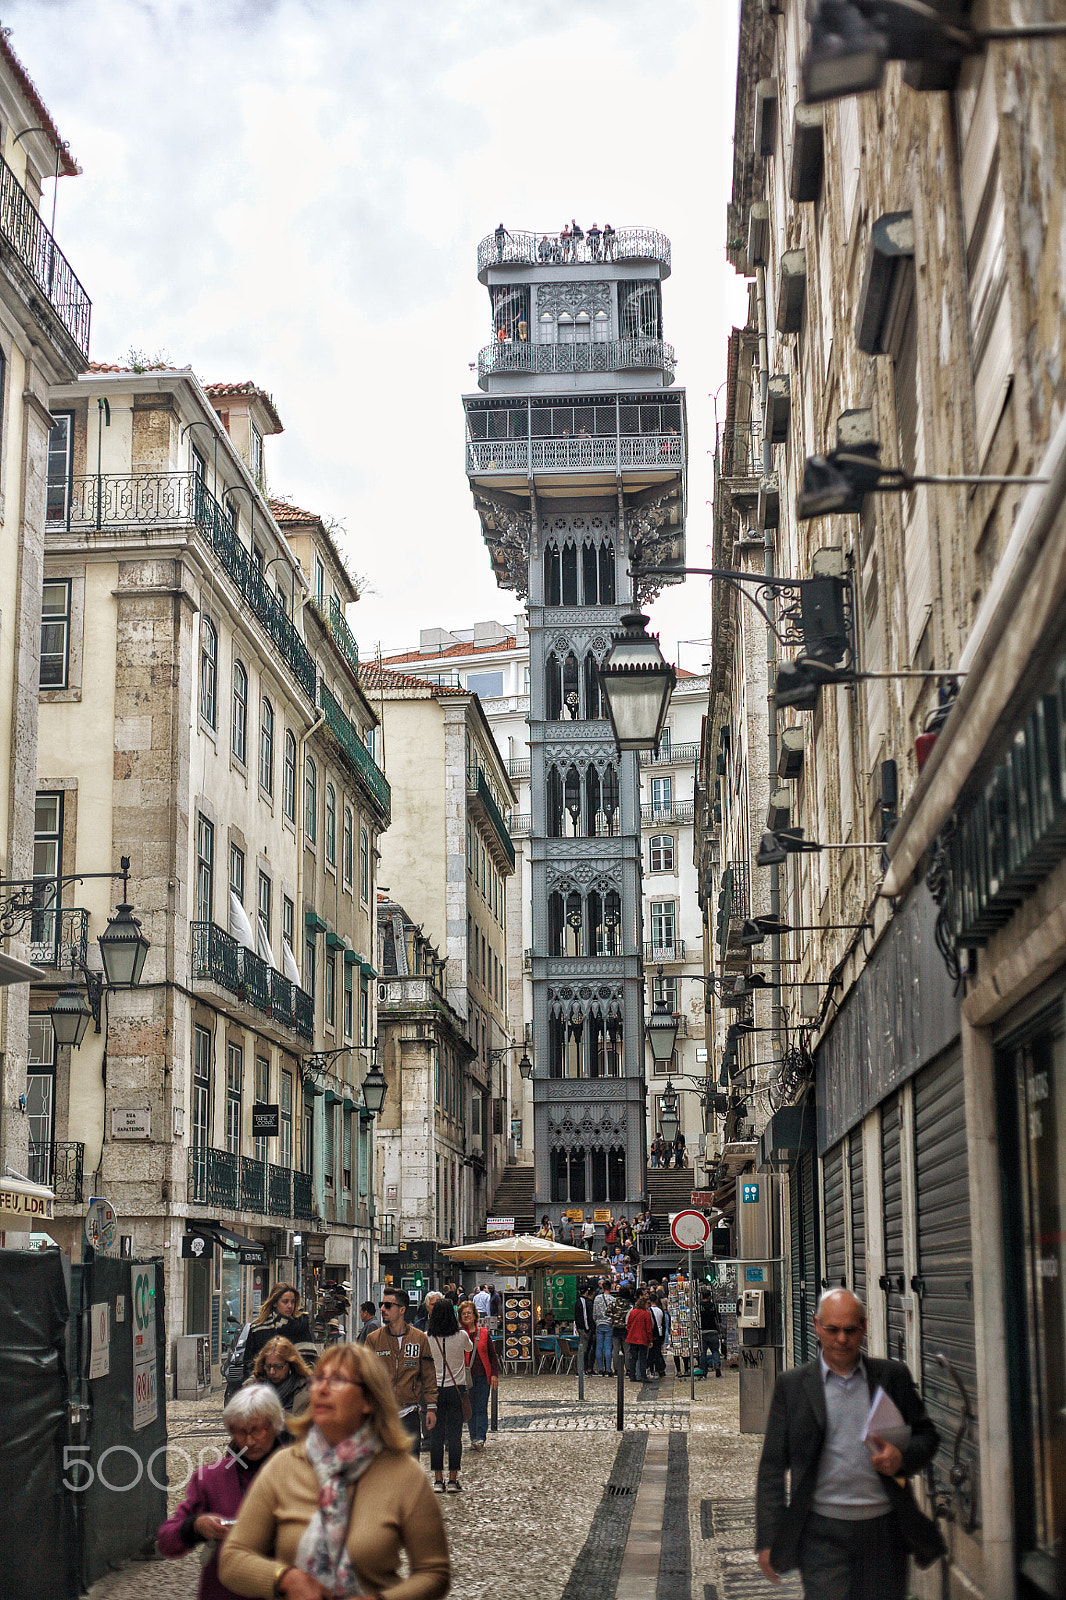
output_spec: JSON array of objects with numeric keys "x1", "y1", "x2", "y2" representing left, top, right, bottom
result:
[
  {"x1": 175, "y1": 1333, "x2": 209, "y2": 1400},
  {"x1": 739, "y1": 1343, "x2": 780, "y2": 1434}
]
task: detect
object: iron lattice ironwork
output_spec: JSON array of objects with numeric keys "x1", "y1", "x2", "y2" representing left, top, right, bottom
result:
[
  {"x1": 28, "y1": 1140, "x2": 84, "y2": 1202},
  {"x1": 0, "y1": 151, "x2": 91, "y2": 357},
  {"x1": 477, "y1": 225, "x2": 671, "y2": 276},
  {"x1": 478, "y1": 338, "x2": 676, "y2": 388}
]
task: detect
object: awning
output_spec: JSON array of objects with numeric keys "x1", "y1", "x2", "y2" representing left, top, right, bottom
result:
[
  {"x1": 0, "y1": 1175, "x2": 55, "y2": 1229},
  {"x1": 184, "y1": 1224, "x2": 268, "y2": 1265},
  {"x1": 758, "y1": 1105, "x2": 816, "y2": 1172},
  {"x1": 0, "y1": 951, "x2": 46, "y2": 986}
]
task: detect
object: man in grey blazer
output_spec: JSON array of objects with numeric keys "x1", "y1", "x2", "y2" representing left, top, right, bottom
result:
[{"x1": 755, "y1": 1289, "x2": 944, "y2": 1598}]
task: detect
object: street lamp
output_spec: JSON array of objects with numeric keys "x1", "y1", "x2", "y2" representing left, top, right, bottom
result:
[
  {"x1": 598, "y1": 611, "x2": 676, "y2": 754},
  {"x1": 360, "y1": 1057, "x2": 388, "y2": 1115},
  {"x1": 40, "y1": 859, "x2": 151, "y2": 1047},
  {"x1": 646, "y1": 993, "x2": 680, "y2": 1065},
  {"x1": 518, "y1": 1051, "x2": 533, "y2": 1080},
  {"x1": 658, "y1": 1080, "x2": 680, "y2": 1145}
]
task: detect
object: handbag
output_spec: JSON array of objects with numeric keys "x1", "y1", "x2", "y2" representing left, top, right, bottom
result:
[{"x1": 438, "y1": 1339, "x2": 473, "y2": 1422}]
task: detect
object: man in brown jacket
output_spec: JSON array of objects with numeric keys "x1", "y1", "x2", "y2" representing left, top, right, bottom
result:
[{"x1": 366, "y1": 1287, "x2": 437, "y2": 1455}]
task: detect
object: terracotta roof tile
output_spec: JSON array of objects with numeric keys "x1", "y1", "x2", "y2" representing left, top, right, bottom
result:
[
  {"x1": 268, "y1": 499, "x2": 321, "y2": 526},
  {"x1": 203, "y1": 381, "x2": 283, "y2": 434},
  {"x1": 380, "y1": 636, "x2": 518, "y2": 665},
  {"x1": 0, "y1": 32, "x2": 80, "y2": 176},
  {"x1": 85, "y1": 361, "x2": 184, "y2": 374},
  {"x1": 360, "y1": 661, "x2": 465, "y2": 696}
]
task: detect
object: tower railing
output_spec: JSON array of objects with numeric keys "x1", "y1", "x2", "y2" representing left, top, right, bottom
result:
[
  {"x1": 466, "y1": 433, "x2": 683, "y2": 476},
  {"x1": 478, "y1": 226, "x2": 671, "y2": 276},
  {"x1": 478, "y1": 337, "x2": 676, "y2": 387}
]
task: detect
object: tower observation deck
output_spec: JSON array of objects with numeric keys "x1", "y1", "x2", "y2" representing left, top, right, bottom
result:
[{"x1": 463, "y1": 223, "x2": 687, "y2": 1227}]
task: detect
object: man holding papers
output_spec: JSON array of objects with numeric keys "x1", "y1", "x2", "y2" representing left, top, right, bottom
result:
[{"x1": 755, "y1": 1289, "x2": 945, "y2": 1597}]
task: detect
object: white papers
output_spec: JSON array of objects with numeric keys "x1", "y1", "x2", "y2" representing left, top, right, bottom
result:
[{"x1": 862, "y1": 1385, "x2": 912, "y2": 1453}]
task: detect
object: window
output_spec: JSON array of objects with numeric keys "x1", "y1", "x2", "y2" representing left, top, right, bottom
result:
[
  {"x1": 258, "y1": 870, "x2": 272, "y2": 943},
  {"x1": 192, "y1": 1028, "x2": 211, "y2": 1162},
  {"x1": 199, "y1": 616, "x2": 218, "y2": 728},
  {"x1": 325, "y1": 784, "x2": 336, "y2": 867},
  {"x1": 323, "y1": 1098, "x2": 335, "y2": 1189},
  {"x1": 343, "y1": 962, "x2": 353, "y2": 1040},
  {"x1": 279, "y1": 1068, "x2": 293, "y2": 1168},
  {"x1": 260, "y1": 699, "x2": 274, "y2": 794},
  {"x1": 343, "y1": 807, "x2": 354, "y2": 887},
  {"x1": 325, "y1": 953, "x2": 336, "y2": 1028},
  {"x1": 283, "y1": 896, "x2": 295, "y2": 953},
  {"x1": 32, "y1": 792, "x2": 62, "y2": 954},
  {"x1": 229, "y1": 843, "x2": 244, "y2": 904},
  {"x1": 360, "y1": 827, "x2": 370, "y2": 902},
  {"x1": 231, "y1": 661, "x2": 247, "y2": 762},
  {"x1": 342, "y1": 1107, "x2": 352, "y2": 1191},
  {"x1": 650, "y1": 900, "x2": 676, "y2": 949},
  {"x1": 283, "y1": 730, "x2": 297, "y2": 822},
  {"x1": 649, "y1": 834, "x2": 675, "y2": 873},
  {"x1": 46, "y1": 412, "x2": 74, "y2": 525},
  {"x1": 226, "y1": 1043, "x2": 243, "y2": 1155},
  {"x1": 466, "y1": 670, "x2": 503, "y2": 699},
  {"x1": 650, "y1": 776, "x2": 672, "y2": 818},
  {"x1": 254, "y1": 1056, "x2": 270, "y2": 1163},
  {"x1": 315, "y1": 556, "x2": 325, "y2": 605},
  {"x1": 360, "y1": 976, "x2": 369, "y2": 1046},
  {"x1": 304, "y1": 757, "x2": 317, "y2": 843},
  {"x1": 305, "y1": 937, "x2": 316, "y2": 1001},
  {"x1": 26, "y1": 1017, "x2": 55, "y2": 1186},
  {"x1": 40, "y1": 580, "x2": 71, "y2": 689},
  {"x1": 250, "y1": 421, "x2": 264, "y2": 486},
  {"x1": 196, "y1": 815, "x2": 214, "y2": 924}
]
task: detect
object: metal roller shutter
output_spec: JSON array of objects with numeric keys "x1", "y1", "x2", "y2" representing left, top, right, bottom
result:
[
  {"x1": 801, "y1": 1150, "x2": 818, "y2": 1359},
  {"x1": 822, "y1": 1140, "x2": 847, "y2": 1290},
  {"x1": 790, "y1": 1168, "x2": 804, "y2": 1363},
  {"x1": 914, "y1": 1049, "x2": 980, "y2": 1520},
  {"x1": 849, "y1": 1126, "x2": 866, "y2": 1306},
  {"x1": 881, "y1": 1095, "x2": 907, "y2": 1363},
  {"x1": 790, "y1": 1150, "x2": 819, "y2": 1364}
]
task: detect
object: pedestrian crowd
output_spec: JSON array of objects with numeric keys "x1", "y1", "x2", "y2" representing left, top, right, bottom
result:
[
  {"x1": 648, "y1": 1130, "x2": 688, "y2": 1167},
  {"x1": 493, "y1": 219, "x2": 618, "y2": 265}
]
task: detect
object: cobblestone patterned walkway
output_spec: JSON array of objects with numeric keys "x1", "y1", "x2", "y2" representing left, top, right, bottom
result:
[{"x1": 88, "y1": 1368, "x2": 777, "y2": 1600}]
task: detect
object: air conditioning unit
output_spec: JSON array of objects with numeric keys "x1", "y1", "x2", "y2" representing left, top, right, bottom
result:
[{"x1": 274, "y1": 1229, "x2": 294, "y2": 1257}]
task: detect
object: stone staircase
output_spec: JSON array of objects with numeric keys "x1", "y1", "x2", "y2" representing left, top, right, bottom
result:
[
  {"x1": 488, "y1": 1162, "x2": 536, "y2": 1233},
  {"x1": 645, "y1": 1164, "x2": 697, "y2": 1231}
]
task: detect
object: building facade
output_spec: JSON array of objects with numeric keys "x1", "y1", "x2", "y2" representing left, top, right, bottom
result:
[
  {"x1": 463, "y1": 224, "x2": 686, "y2": 1230},
  {"x1": 0, "y1": 36, "x2": 90, "y2": 1193},
  {"x1": 35, "y1": 366, "x2": 390, "y2": 1371},
  {"x1": 703, "y1": 6, "x2": 1066, "y2": 1596},
  {"x1": 363, "y1": 665, "x2": 515, "y2": 1242}
]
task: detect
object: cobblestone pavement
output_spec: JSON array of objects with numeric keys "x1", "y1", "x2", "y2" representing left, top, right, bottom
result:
[{"x1": 88, "y1": 1368, "x2": 787, "y2": 1600}]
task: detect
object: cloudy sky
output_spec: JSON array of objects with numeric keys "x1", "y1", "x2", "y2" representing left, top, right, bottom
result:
[{"x1": 7, "y1": 0, "x2": 746, "y2": 669}]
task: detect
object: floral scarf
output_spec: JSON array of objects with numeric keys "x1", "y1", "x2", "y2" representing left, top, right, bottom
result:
[{"x1": 294, "y1": 1423, "x2": 381, "y2": 1597}]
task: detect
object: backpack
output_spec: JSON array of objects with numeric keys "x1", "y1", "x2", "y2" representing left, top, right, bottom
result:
[
  {"x1": 605, "y1": 1223, "x2": 619, "y2": 1246},
  {"x1": 609, "y1": 1296, "x2": 632, "y2": 1334}
]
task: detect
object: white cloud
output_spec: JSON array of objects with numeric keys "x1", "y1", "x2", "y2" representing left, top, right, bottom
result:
[{"x1": 8, "y1": 0, "x2": 747, "y2": 666}]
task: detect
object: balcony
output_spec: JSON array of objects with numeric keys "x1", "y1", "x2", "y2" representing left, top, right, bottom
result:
[
  {"x1": 0, "y1": 151, "x2": 91, "y2": 358},
  {"x1": 507, "y1": 757, "x2": 530, "y2": 780},
  {"x1": 189, "y1": 1145, "x2": 317, "y2": 1218},
  {"x1": 644, "y1": 940, "x2": 686, "y2": 964},
  {"x1": 319, "y1": 682, "x2": 391, "y2": 827},
  {"x1": 510, "y1": 813, "x2": 530, "y2": 837},
  {"x1": 467, "y1": 765, "x2": 516, "y2": 871},
  {"x1": 379, "y1": 1213, "x2": 397, "y2": 1250},
  {"x1": 55, "y1": 472, "x2": 316, "y2": 701},
  {"x1": 640, "y1": 742, "x2": 700, "y2": 768},
  {"x1": 716, "y1": 421, "x2": 764, "y2": 510},
  {"x1": 27, "y1": 906, "x2": 89, "y2": 967},
  {"x1": 641, "y1": 801, "x2": 695, "y2": 825},
  {"x1": 191, "y1": 920, "x2": 314, "y2": 1043},
  {"x1": 323, "y1": 593, "x2": 359, "y2": 675},
  {"x1": 465, "y1": 432, "x2": 684, "y2": 479},
  {"x1": 477, "y1": 225, "x2": 671, "y2": 280},
  {"x1": 477, "y1": 337, "x2": 676, "y2": 389},
  {"x1": 28, "y1": 1140, "x2": 84, "y2": 1202}
]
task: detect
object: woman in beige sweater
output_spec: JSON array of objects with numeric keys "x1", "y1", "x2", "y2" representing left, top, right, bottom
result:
[{"x1": 219, "y1": 1342, "x2": 450, "y2": 1600}]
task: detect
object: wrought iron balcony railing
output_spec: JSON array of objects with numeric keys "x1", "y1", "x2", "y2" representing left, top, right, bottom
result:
[
  {"x1": 55, "y1": 472, "x2": 317, "y2": 701},
  {"x1": 466, "y1": 433, "x2": 683, "y2": 477},
  {"x1": 324, "y1": 593, "x2": 359, "y2": 675},
  {"x1": 28, "y1": 1140, "x2": 84, "y2": 1202},
  {"x1": 644, "y1": 939, "x2": 686, "y2": 963},
  {"x1": 717, "y1": 421, "x2": 763, "y2": 481},
  {"x1": 190, "y1": 920, "x2": 314, "y2": 1043},
  {"x1": 319, "y1": 682, "x2": 391, "y2": 825},
  {"x1": 640, "y1": 742, "x2": 701, "y2": 768},
  {"x1": 27, "y1": 906, "x2": 89, "y2": 967},
  {"x1": 477, "y1": 337, "x2": 676, "y2": 388},
  {"x1": 641, "y1": 801, "x2": 695, "y2": 825},
  {"x1": 477, "y1": 226, "x2": 671, "y2": 277},
  {"x1": 0, "y1": 151, "x2": 91, "y2": 357},
  {"x1": 379, "y1": 1213, "x2": 397, "y2": 1249},
  {"x1": 467, "y1": 764, "x2": 516, "y2": 871},
  {"x1": 188, "y1": 1144, "x2": 315, "y2": 1217}
]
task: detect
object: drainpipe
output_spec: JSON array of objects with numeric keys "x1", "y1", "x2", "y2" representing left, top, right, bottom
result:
[{"x1": 755, "y1": 265, "x2": 782, "y2": 1058}]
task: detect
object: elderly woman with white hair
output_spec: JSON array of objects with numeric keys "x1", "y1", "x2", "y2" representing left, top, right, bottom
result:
[{"x1": 158, "y1": 1384, "x2": 287, "y2": 1600}]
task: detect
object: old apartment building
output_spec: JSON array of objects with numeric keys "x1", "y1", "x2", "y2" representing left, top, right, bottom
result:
[
  {"x1": 698, "y1": 5, "x2": 1066, "y2": 1597},
  {"x1": 35, "y1": 366, "x2": 390, "y2": 1366}
]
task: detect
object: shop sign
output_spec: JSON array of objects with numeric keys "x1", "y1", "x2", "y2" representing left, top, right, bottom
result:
[
  {"x1": 251, "y1": 1104, "x2": 279, "y2": 1136},
  {"x1": 131, "y1": 1264, "x2": 158, "y2": 1431},
  {"x1": 486, "y1": 1216, "x2": 514, "y2": 1234}
]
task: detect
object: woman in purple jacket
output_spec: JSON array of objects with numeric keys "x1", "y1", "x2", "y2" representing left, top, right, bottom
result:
[{"x1": 157, "y1": 1384, "x2": 286, "y2": 1600}]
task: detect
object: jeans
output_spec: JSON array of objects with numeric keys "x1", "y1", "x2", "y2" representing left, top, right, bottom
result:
[
  {"x1": 428, "y1": 1386, "x2": 464, "y2": 1473},
  {"x1": 468, "y1": 1368, "x2": 490, "y2": 1443},
  {"x1": 627, "y1": 1343, "x2": 648, "y2": 1382},
  {"x1": 595, "y1": 1326, "x2": 613, "y2": 1372},
  {"x1": 400, "y1": 1408, "x2": 421, "y2": 1456},
  {"x1": 700, "y1": 1332, "x2": 721, "y2": 1373},
  {"x1": 579, "y1": 1330, "x2": 595, "y2": 1373},
  {"x1": 798, "y1": 1511, "x2": 907, "y2": 1600}
]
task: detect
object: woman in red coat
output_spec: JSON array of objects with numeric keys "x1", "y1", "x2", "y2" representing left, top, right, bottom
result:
[
  {"x1": 458, "y1": 1299, "x2": 500, "y2": 1452},
  {"x1": 624, "y1": 1293, "x2": 655, "y2": 1384}
]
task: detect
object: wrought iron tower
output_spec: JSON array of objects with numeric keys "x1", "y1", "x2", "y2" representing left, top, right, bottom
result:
[{"x1": 463, "y1": 225, "x2": 686, "y2": 1228}]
